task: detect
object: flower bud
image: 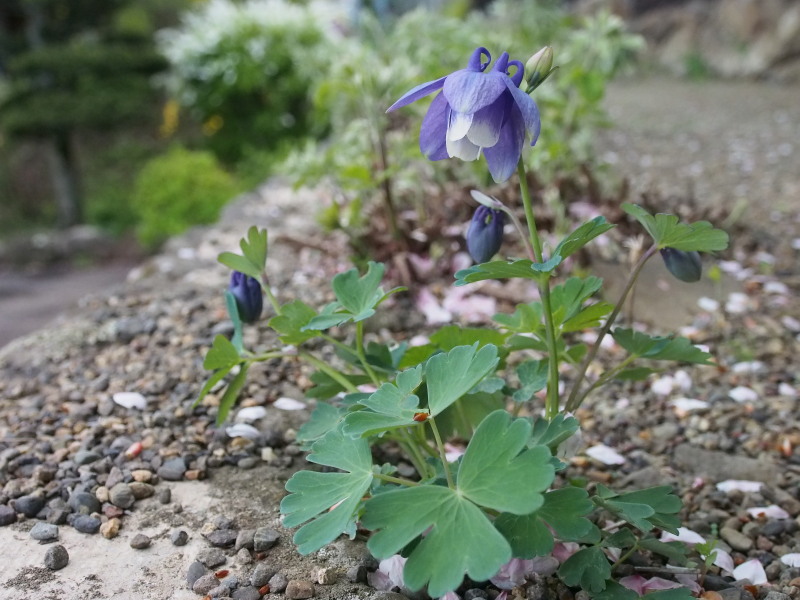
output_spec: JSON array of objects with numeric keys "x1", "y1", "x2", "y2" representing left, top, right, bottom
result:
[
  {"x1": 524, "y1": 46, "x2": 554, "y2": 92},
  {"x1": 660, "y1": 248, "x2": 702, "y2": 283},
  {"x1": 229, "y1": 271, "x2": 263, "y2": 323},
  {"x1": 466, "y1": 206, "x2": 505, "y2": 264}
]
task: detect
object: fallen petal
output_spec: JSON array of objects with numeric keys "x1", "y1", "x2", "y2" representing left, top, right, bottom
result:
[
  {"x1": 236, "y1": 406, "x2": 268, "y2": 422},
  {"x1": 112, "y1": 392, "x2": 147, "y2": 410},
  {"x1": 660, "y1": 527, "x2": 706, "y2": 545},
  {"x1": 729, "y1": 386, "x2": 758, "y2": 403},
  {"x1": 225, "y1": 423, "x2": 260, "y2": 440},
  {"x1": 273, "y1": 397, "x2": 307, "y2": 411},
  {"x1": 716, "y1": 480, "x2": 763, "y2": 493},
  {"x1": 732, "y1": 559, "x2": 767, "y2": 584},
  {"x1": 780, "y1": 553, "x2": 800, "y2": 567},
  {"x1": 747, "y1": 505, "x2": 790, "y2": 519},
  {"x1": 585, "y1": 444, "x2": 626, "y2": 465}
]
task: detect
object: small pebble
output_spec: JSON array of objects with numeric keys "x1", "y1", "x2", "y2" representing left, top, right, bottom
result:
[
  {"x1": 285, "y1": 580, "x2": 315, "y2": 599},
  {"x1": 465, "y1": 590, "x2": 489, "y2": 600},
  {"x1": 157, "y1": 488, "x2": 171, "y2": 504},
  {"x1": 720, "y1": 527, "x2": 753, "y2": 551},
  {"x1": 235, "y1": 529, "x2": 255, "y2": 552},
  {"x1": 15, "y1": 494, "x2": 46, "y2": 518},
  {"x1": 250, "y1": 563, "x2": 277, "y2": 587},
  {"x1": 253, "y1": 527, "x2": 279, "y2": 552},
  {"x1": 0, "y1": 505, "x2": 17, "y2": 526},
  {"x1": 346, "y1": 565, "x2": 367, "y2": 583},
  {"x1": 100, "y1": 518, "x2": 121, "y2": 539},
  {"x1": 130, "y1": 533, "x2": 151, "y2": 549},
  {"x1": 205, "y1": 528, "x2": 237, "y2": 548},
  {"x1": 44, "y1": 544, "x2": 69, "y2": 570},
  {"x1": 268, "y1": 573, "x2": 289, "y2": 593},
  {"x1": 236, "y1": 547, "x2": 253, "y2": 565},
  {"x1": 197, "y1": 548, "x2": 226, "y2": 568},
  {"x1": 72, "y1": 515, "x2": 101, "y2": 534},
  {"x1": 232, "y1": 586, "x2": 262, "y2": 600},
  {"x1": 68, "y1": 491, "x2": 100, "y2": 515},
  {"x1": 316, "y1": 567, "x2": 337, "y2": 585},
  {"x1": 131, "y1": 469, "x2": 152, "y2": 483},
  {"x1": 109, "y1": 483, "x2": 135, "y2": 509},
  {"x1": 192, "y1": 573, "x2": 219, "y2": 595},
  {"x1": 30, "y1": 522, "x2": 59, "y2": 542},
  {"x1": 186, "y1": 561, "x2": 206, "y2": 587},
  {"x1": 237, "y1": 457, "x2": 258, "y2": 469},
  {"x1": 157, "y1": 457, "x2": 186, "y2": 481},
  {"x1": 128, "y1": 482, "x2": 155, "y2": 500},
  {"x1": 171, "y1": 529, "x2": 189, "y2": 546}
]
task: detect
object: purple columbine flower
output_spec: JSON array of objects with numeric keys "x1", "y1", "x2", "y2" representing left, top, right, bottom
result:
[
  {"x1": 387, "y1": 47, "x2": 541, "y2": 183},
  {"x1": 229, "y1": 271, "x2": 263, "y2": 323},
  {"x1": 466, "y1": 206, "x2": 505, "y2": 263},
  {"x1": 660, "y1": 248, "x2": 702, "y2": 283}
]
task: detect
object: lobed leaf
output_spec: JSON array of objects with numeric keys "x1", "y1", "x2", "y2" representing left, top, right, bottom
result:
[
  {"x1": 622, "y1": 203, "x2": 728, "y2": 252},
  {"x1": 594, "y1": 485, "x2": 682, "y2": 534},
  {"x1": 612, "y1": 328, "x2": 712, "y2": 364},
  {"x1": 554, "y1": 216, "x2": 615, "y2": 259},
  {"x1": 426, "y1": 344, "x2": 499, "y2": 415},
  {"x1": 558, "y1": 546, "x2": 612, "y2": 593},
  {"x1": 342, "y1": 366, "x2": 424, "y2": 437},
  {"x1": 203, "y1": 334, "x2": 242, "y2": 370},
  {"x1": 269, "y1": 300, "x2": 318, "y2": 345},
  {"x1": 218, "y1": 251, "x2": 261, "y2": 280},
  {"x1": 529, "y1": 414, "x2": 581, "y2": 453},
  {"x1": 455, "y1": 259, "x2": 546, "y2": 286},
  {"x1": 512, "y1": 359, "x2": 548, "y2": 403}
]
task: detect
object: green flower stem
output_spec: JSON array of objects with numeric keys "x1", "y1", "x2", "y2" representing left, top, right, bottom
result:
[
  {"x1": 356, "y1": 321, "x2": 380, "y2": 387},
  {"x1": 398, "y1": 429, "x2": 431, "y2": 479},
  {"x1": 503, "y1": 206, "x2": 537, "y2": 263},
  {"x1": 259, "y1": 276, "x2": 281, "y2": 316},
  {"x1": 244, "y1": 350, "x2": 287, "y2": 362},
  {"x1": 373, "y1": 472, "x2": 419, "y2": 487},
  {"x1": 565, "y1": 244, "x2": 658, "y2": 412},
  {"x1": 611, "y1": 541, "x2": 639, "y2": 572},
  {"x1": 572, "y1": 354, "x2": 637, "y2": 409},
  {"x1": 517, "y1": 160, "x2": 561, "y2": 420},
  {"x1": 298, "y1": 352, "x2": 359, "y2": 394},
  {"x1": 427, "y1": 416, "x2": 454, "y2": 489},
  {"x1": 320, "y1": 333, "x2": 359, "y2": 360}
]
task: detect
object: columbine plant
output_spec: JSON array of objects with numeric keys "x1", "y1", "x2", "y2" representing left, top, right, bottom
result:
[{"x1": 199, "y1": 46, "x2": 729, "y2": 599}]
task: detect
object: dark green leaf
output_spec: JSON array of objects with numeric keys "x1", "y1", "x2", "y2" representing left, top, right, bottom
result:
[
  {"x1": 612, "y1": 328, "x2": 712, "y2": 364},
  {"x1": 622, "y1": 203, "x2": 729, "y2": 252},
  {"x1": 493, "y1": 302, "x2": 543, "y2": 334},
  {"x1": 615, "y1": 367, "x2": 658, "y2": 381},
  {"x1": 296, "y1": 402, "x2": 346, "y2": 444},
  {"x1": 216, "y1": 363, "x2": 249, "y2": 426},
  {"x1": 305, "y1": 371, "x2": 372, "y2": 400},
  {"x1": 269, "y1": 300, "x2": 318, "y2": 345},
  {"x1": 430, "y1": 325, "x2": 509, "y2": 350},
  {"x1": 203, "y1": 334, "x2": 242, "y2": 370},
  {"x1": 561, "y1": 302, "x2": 614, "y2": 333},
  {"x1": 558, "y1": 546, "x2": 611, "y2": 593},
  {"x1": 223, "y1": 290, "x2": 243, "y2": 352},
  {"x1": 554, "y1": 217, "x2": 615, "y2": 259},
  {"x1": 529, "y1": 414, "x2": 580, "y2": 452},
  {"x1": 639, "y1": 538, "x2": 690, "y2": 564},
  {"x1": 593, "y1": 581, "x2": 638, "y2": 600},
  {"x1": 550, "y1": 276, "x2": 603, "y2": 327},
  {"x1": 602, "y1": 529, "x2": 637, "y2": 549},
  {"x1": 512, "y1": 359, "x2": 548, "y2": 403},
  {"x1": 455, "y1": 259, "x2": 546, "y2": 286},
  {"x1": 218, "y1": 251, "x2": 261, "y2": 280},
  {"x1": 595, "y1": 485, "x2": 682, "y2": 534}
]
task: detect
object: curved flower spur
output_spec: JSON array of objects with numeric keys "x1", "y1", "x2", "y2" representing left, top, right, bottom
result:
[{"x1": 387, "y1": 47, "x2": 541, "y2": 183}]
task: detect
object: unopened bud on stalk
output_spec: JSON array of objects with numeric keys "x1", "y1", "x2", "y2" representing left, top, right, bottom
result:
[
  {"x1": 466, "y1": 206, "x2": 505, "y2": 264},
  {"x1": 229, "y1": 271, "x2": 263, "y2": 323},
  {"x1": 660, "y1": 248, "x2": 702, "y2": 283},
  {"x1": 524, "y1": 46, "x2": 554, "y2": 92}
]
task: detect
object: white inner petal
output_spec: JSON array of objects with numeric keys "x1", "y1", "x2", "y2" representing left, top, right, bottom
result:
[
  {"x1": 466, "y1": 108, "x2": 502, "y2": 147},
  {"x1": 446, "y1": 135, "x2": 481, "y2": 161},
  {"x1": 447, "y1": 111, "x2": 473, "y2": 141}
]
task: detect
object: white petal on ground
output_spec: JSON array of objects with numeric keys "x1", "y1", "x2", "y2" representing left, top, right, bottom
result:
[
  {"x1": 780, "y1": 553, "x2": 800, "y2": 567},
  {"x1": 781, "y1": 316, "x2": 800, "y2": 332},
  {"x1": 673, "y1": 369, "x2": 693, "y2": 391},
  {"x1": 225, "y1": 423, "x2": 260, "y2": 440},
  {"x1": 439, "y1": 592, "x2": 461, "y2": 600},
  {"x1": 674, "y1": 573, "x2": 703, "y2": 594},
  {"x1": 725, "y1": 292, "x2": 750, "y2": 314},
  {"x1": 660, "y1": 527, "x2": 706, "y2": 545},
  {"x1": 729, "y1": 386, "x2": 758, "y2": 403},
  {"x1": 651, "y1": 375, "x2": 674, "y2": 396},
  {"x1": 764, "y1": 280, "x2": 789, "y2": 294},
  {"x1": 731, "y1": 360, "x2": 766, "y2": 374},
  {"x1": 585, "y1": 444, "x2": 626, "y2": 465},
  {"x1": 669, "y1": 398, "x2": 710, "y2": 414},
  {"x1": 442, "y1": 286, "x2": 496, "y2": 323},
  {"x1": 273, "y1": 397, "x2": 306, "y2": 411},
  {"x1": 712, "y1": 548, "x2": 735, "y2": 574},
  {"x1": 747, "y1": 505, "x2": 790, "y2": 519},
  {"x1": 732, "y1": 559, "x2": 768, "y2": 584},
  {"x1": 235, "y1": 406, "x2": 268, "y2": 422},
  {"x1": 415, "y1": 288, "x2": 453, "y2": 325},
  {"x1": 716, "y1": 480, "x2": 763, "y2": 493},
  {"x1": 697, "y1": 296, "x2": 720, "y2": 312},
  {"x1": 779, "y1": 382, "x2": 797, "y2": 397},
  {"x1": 112, "y1": 392, "x2": 146, "y2": 410}
]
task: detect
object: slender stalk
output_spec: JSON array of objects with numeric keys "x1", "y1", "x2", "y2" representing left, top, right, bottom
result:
[
  {"x1": 564, "y1": 244, "x2": 658, "y2": 412},
  {"x1": 399, "y1": 429, "x2": 431, "y2": 479},
  {"x1": 259, "y1": 275, "x2": 281, "y2": 316},
  {"x1": 355, "y1": 321, "x2": 380, "y2": 387},
  {"x1": 612, "y1": 542, "x2": 639, "y2": 572},
  {"x1": 572, "y1": 354, "x2": 636, "y2": 409},
  {"x1": 427, "y1": 416, "x2": 454, "y2": 489},
  {"x1": 299, "y1": 352, "x2": 359, "y2": 393},
  {"x1": 243, "y1": 351, "x2": 286, "y2": 362},
  {"x1": 373, "y1": 472, "x2": 419, "y2": 487},
  {"x1": 320, "y1": 333, "x2": 360, "y2": 359},
  {"x1": 517, "y1": 160, "x2": 561, "y2": 420}
]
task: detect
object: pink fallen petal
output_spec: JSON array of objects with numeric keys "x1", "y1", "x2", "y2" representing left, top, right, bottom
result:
[
  {"x1": 643, "y1": 577, "x2": 685, "y2": 592},
  {"x1": 778, "y1": 382, "x2": 797, "y2": 397},
  {"x1": 585, "y1": 444, "x2": 626, "y2": 465},
  {"x1": 747, "y1": 505, "x2": 790, "y2": 519},
  {"x1": 416, "y1": 288, "x2": 452, "y2": 325},
  {"x1": 552, "y1": 542, "x2": 580, "y2": 563},
  {"x1": 444, "y1": 442, "x2": 466, "y2": 463},
  {"x1": 712, "y1": 548, "x2": 735, "y2": 574},
  {"x1": 716, "y1": 480, "x2": 763, "y2": 493},
  {"x1": 619, "y1": 575, "x2": 648, "y2": 595},
  {"x1": 780, "y1": 553, "x2": 800, "y2": 568},
  {"x1": 407, "y1": 253, "x2": 436, "y2": 279},
  {"x1": 490, "y1": 558, "x2": 531, "y2": 589},
  {"x1": 528, "y1": 556, "x2": 559, "y2": 577},
  {"x1": 368, "y1": 555, "x2": 407, "y2": 591},
  {"x1": 669, "y1": 397, "x2": 710, "y2": 414},
  {"x1": 673, "y1": 370, "x2": 692, "y2": 390},
  {"x1": 439, "y1": 592, "x2": 460, "y2": 600},
  {"x1": 674, "y1": 573, "x2": 702, "y2": 594},
  {"x1": 660, "y1": 527, "x2": 706, "y2": 545},
  {"x1": 442, "y1": 287, "x2": 496, "y2": 323},
  {"x1": 651, "y1": 376, "x2": 675, "y2": 396},
  {"x1": 732, "y1": 559, "x2": 767, "y2": 584}
]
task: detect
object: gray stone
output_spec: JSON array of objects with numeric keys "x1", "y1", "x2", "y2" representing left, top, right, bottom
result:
[
  {"x1": 346, "y1": 565, "x2": 367, "y2": 583},
  {"x1": 72, "y1": 515, "x2": 101, "y2": 534},
  {"x1": 192, "y1": 573, "x2": 219, "y2": 595},
  {"x1": 171, "y1": 529, "x2": 189, "y2": 546},
  {"x1": 464, "y1": 590, "x2": 489, "y2": 600},
  {"x1": 316, "y1": 567, "x2": 337, "y2": 585},
  {"x1": 30, "y1": 522, "x2": 59, "y2": 542},
  {"x1": 197, "y1": 548, "x2": 226, "y2": 568},
  {"x1": 763, "y1": 592, "x2": 791, "y2": 600},
  {"x1": 237, "y1": 457, "x2": 258, "y2": 469},
  {"x1": 157, "y1": 487, "x2": 171, "y2": 504},
  {"x1": 235, "y1": 548, "x2": 252, "y2": 565},
  {"x1": 46, "y1": 507, "x2": 69, "y2": 525},
  {"x1": 673, "y1": 444, "x2": 779, "y2": 484},
  {"x1": 232, "y1": 587, "x2": 262, "y2": 600},
  {"x1": 205, "y1": 528, "x2": 237, "y2": 548},
  {"x1": 130, "y1": 533, "x2": 151, "y2": 549},
  {"x1": 720, "y1": 526, "x2": 753, "y2": 551},
  {"x1": 0, "y1": 504, "x2": 17, "y2": 526},
  {"x1": 44, "y1": 544, "x2": 69, "y2": 570},
  {"x1": 74, "y1": 450, "x2": 102, "y2": 465},
  {"x1": 128, "y1": 482, "x2": 155, "y2": 499},
  {"x1": 186, "y1": 561, "x2": 206, "y2": 587},
  {"x1": 234, "y1": 528, "x2": 255, "y2": 552},
  {"x1": 157, "y1": 457, "x2": 186, "y2": 481},
  {"x1": 718, "y1": 588, "x2": 755, "y2": 600},
  {"x1": 285, "y1": 580, "x2": 315, "y2": 599},
  {"x1": 761, "y1": 520, "x2": 788, "y2": 537},
  {"x1": 268, "y1": 572, "x2": 289, "y2": 593},
  {"x1": 15, "y1": 494, "x2": 45, "y2": 517},
  {"x1": 253, "y1": 527, "x2": 279, "y2": 552},
  {"x1": 372, "y1": 594, "x2": 410, "y2": 600},
  {"x1": 109, "y1": 483, "x2": 135, "y2": 509},
  {"x1": 68, "y1": 491, "x2": 101, "y2": 515},
  {"x1": 213, "y1": 515, "x2": 236, "y2": 530},
  {"x1": 249, "y1": 563, "x2": 277, "y2": 587}
]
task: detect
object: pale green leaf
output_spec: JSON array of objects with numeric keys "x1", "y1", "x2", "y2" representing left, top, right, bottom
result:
[
  {"x1": 426, "y1": 344, "x2": 499, "y2": 415},
  {"x1": 218, "y1": 251, "x2": 261, "y2": 280},
  {"x1": 216, "y1": 363, "x2": 249, "y2": 426},
  {"x1": 203, "y1": 334, "x2": 242, "y2": 370},
  {"x1": 455, "y1": 259, "x2": 546, "y2": 286},
  {"x1": 269, "y1": 300, "x2": 318, "y2": 345},
  {"x1": 558, "y1": 546, "x2": 611, "y2": 593},
  {"x1": 612, "y1": 328, "x2": 712, "y2": 364},
  {"x1": 342, "y1": 366, "x2": 424, "y2": 437},
  {"x1": 554, "y1": 217, "x2": 615, "y2": 259},
  {"x1": 512, "y1": 359, "x2": 548, "y2": 403}
]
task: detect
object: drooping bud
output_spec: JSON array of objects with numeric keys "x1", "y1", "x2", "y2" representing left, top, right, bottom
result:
[
  {"x1": 524, "y1": 46, "x2": 554, "y2": 93},
  {"x1": 660, "y1": 248, "x2": 702, "y2": 283},
  {"x1": 229, "y1": 271, "x2": 263, "y2": 323},
  {"x1": 466, "y1": 206, "x2": 505, "y2": 264}
]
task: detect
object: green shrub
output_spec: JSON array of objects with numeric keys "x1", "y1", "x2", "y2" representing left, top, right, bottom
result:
[{"x1": 132, "y1": 145, "x2": 240, "y2": 248}]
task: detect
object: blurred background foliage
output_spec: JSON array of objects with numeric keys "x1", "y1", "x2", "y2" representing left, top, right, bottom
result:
[{"x1": 0, "y1": 0, "x2": 644, "y2": 252}]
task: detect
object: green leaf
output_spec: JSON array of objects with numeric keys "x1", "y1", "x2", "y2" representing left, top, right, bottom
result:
[
  {"x1": 455, "y1": 259, "x2": 546, "y2": 286},
  {"x1": 554, "y1": 216, "x2": 615, "y2": 259},
  {"x1": 223, "y1": 290, "x2": 243, "y2": 352},
  {"x1": 531, "y1": 253, "x2": 562, "y2": 273},
  {"x1": 342, "y1": 366, "x2": 424, "y2": 437},
  {"x1": 529, "y1": 414, "x2": 580, "y2": 453},
  {"x1": 612, "y1": 328, "x2": 712, "y2": 364},
  {"x1": 622, "y1": 203, "x2": 729, "y2": 252},
  {"x1": 561, "y1": 302, "x2": 614, "y2": 333},
  {"x1": 332, "y1": 261, "x2": 386, "y2": 317},
  {"x1": 639, "y1": 538, "x2": 690, "y2": 564},
  {"x1": 218, "y1": 251, "x2": 261, "y2": 280},
  {"x1": 434, "y1": 391, "x2": 504, "y2": 439},
  {"x1": 615, "y1": 367, "x2": 658, "y2": 381},
  {"x1": 495, "y1": 487, "x2": 596, "y2": 558},
  {"x1": 594, "y1": 581, "x2": 639, "y2": 600},
  {"x1": 281, "y1": 426, "x2": 374, "y2": 554},
  {"x1": 203, "y1": 334, "x2": 242, "y2": 370},
  {"x1": 595, "y1": 485, "x2": 682, "y2": 534},
  {"x1": 194, "y1": 367, "x2": 231, "y2": 408},
  {"x1": 240, "y1": 226, "x2": 268, "y2": 272},
  {"x1": 305, "y1": 371, "x2": 372, "y2": 400},
  {"x1": 512, "y1": 359, "x2": 548, "y2": 403},
  {"x1": 558, "y1": 546, "x2": 611, "y2": 593},
  {"x1": 602, "y1": 528, "x2": 637, "y2": 549},
  {"x1": 550, "y1": 276, "x2": 603, "y2": 327},
  {"x1": 296, "y1": 402, "x2": 346, "y2": 444},
  {"x1": 430, "y1": 325, "x2": 509, "y2": 351},
  {"x1": 458, "y1": 411, "x2": 554, "y2": 514},
  {"x1": 493, "y1": 302, "x2": 543, "y2": 334},
  {"x1": 362, "y1": 410, "x2": 555, "y2": 597},
  {"x1": 269, "y1": 300, "x2": 318, "y2": 345},
  {"x1": 426, "y1": 344, "x2": 499, "y2": 415},
  {"x1": 216, "y1": 363, "x2": 249, "y2": 426}
]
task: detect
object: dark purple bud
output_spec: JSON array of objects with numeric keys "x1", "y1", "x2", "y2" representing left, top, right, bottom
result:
[
  {"x1": 466, "y1": 206, "x2": 505, "y2": 264},
  {"x1": 229, "y1": 271, "x2": 263, "y2": 323},
  {"x1": 660, "y1": 248, "x2": 702, "y2": 283}
]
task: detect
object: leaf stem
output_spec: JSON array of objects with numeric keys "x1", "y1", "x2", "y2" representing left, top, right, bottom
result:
[
  {"x1": 356, "y1": 321, "x2": 381, "y2": 387},
  {"x1": 373, "y1": 472, "x2": 419, "y2": 487},
  {"x1": 259, "y1": 275, "x2": 281, "y2": 316},
  {"x1": 565, "y1": 244, "x2": 658, "y2": 412},
  {"x1": 399, "y1": 429, "x2": 431, "y2": 479},
  {"x1": 517, "y1": 160, "x2": 561, "y2": 420},
  {"x1": 299, "y1": 352, "x2": 359, "y2": 393},
  {"x1": 612, "y1": 541, "x2": 640, "y2": 572},
  {"x1": 427, "y1": 416, "x2": 454, "y2": 489},
  {"x1": 572, "y1": 354, "x2": 637, "y2": 409}
]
